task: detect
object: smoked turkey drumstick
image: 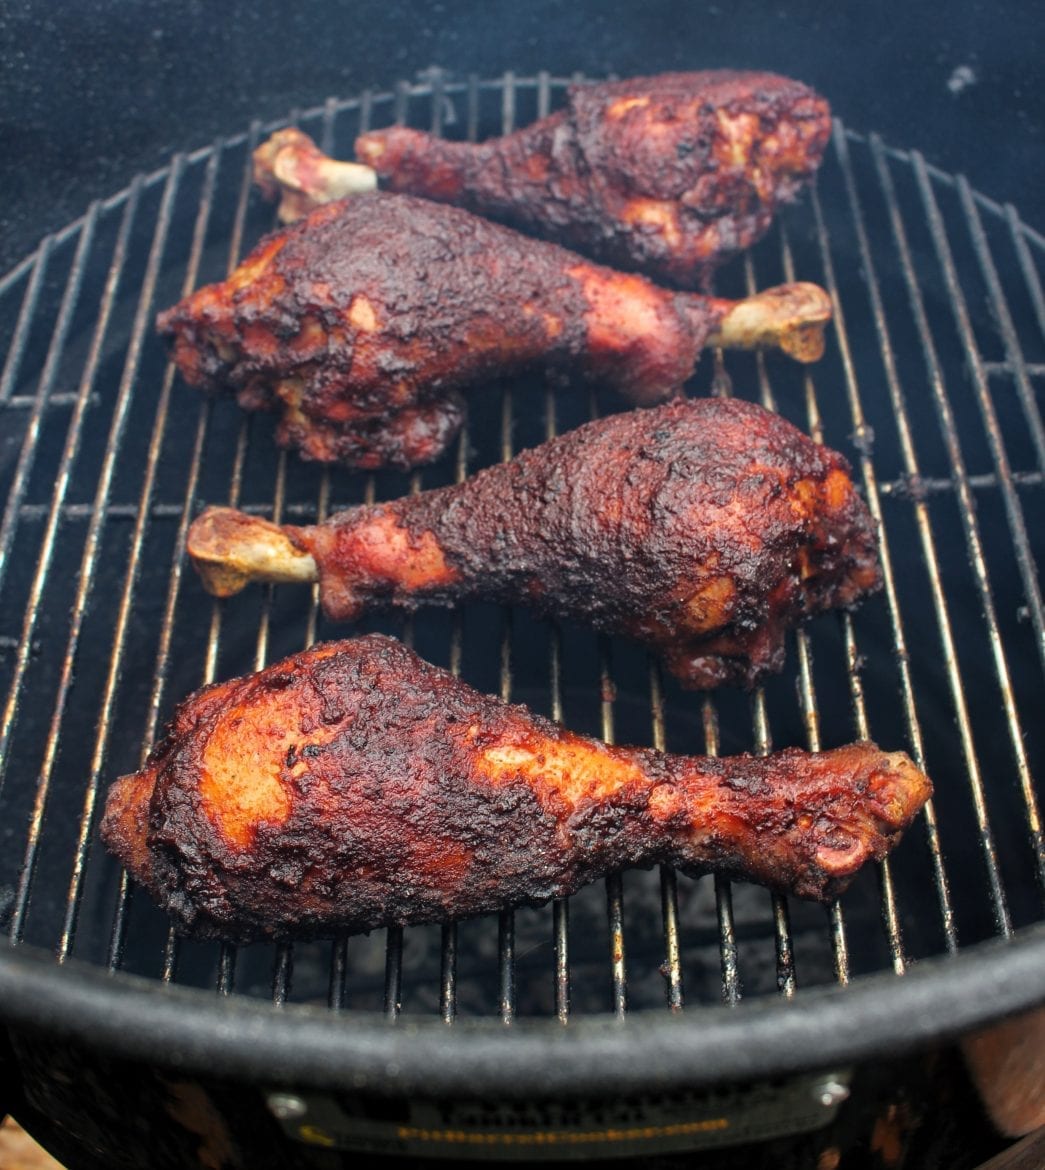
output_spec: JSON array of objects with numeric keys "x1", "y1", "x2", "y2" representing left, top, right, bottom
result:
[
  {"x1": 156, "y1": 192, "x2": 831, "y2": 470},
  {"x1": 257, "y1": 71, "x2": 831, "y2": 289},
  {"x1": 187, "y1": 397, "x2": 881, "y2": 691},
  {"x1": 101, "y1": 635, "x2": 932, "y2": 943}
]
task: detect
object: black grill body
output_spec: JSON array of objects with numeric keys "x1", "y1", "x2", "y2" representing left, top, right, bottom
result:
[{"x1": 1, "y1": 32, "x2": 1044, "y2": 1170}]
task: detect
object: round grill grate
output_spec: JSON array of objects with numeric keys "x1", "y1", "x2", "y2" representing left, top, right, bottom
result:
[{"x1": 0, "y1": 73, "x2": 1043, "y2": 1088}]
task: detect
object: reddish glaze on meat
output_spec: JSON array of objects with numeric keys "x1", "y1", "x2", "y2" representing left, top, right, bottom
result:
[
  {"x1": 100, "y1": 635, "x2": 931, "y2": 943},
  {"x1": 155, "y1": 192, "x2": 830, "y2": 470},
  {"x1": 352, "y1": 71, "x2": 831, "y2": 288},
  {"x1": 187, "y1": 397, "x2": 881, "y2": 691}
]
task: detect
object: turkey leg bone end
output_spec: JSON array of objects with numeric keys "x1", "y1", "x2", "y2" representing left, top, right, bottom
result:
[{"x1": 188, "y1": 506, "x2": 318, "y2": 598}]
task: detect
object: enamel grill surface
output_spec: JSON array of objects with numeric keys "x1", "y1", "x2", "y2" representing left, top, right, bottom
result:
[{"x1": 0, "y1": 75, "x2": 1042, "y2": 1045}]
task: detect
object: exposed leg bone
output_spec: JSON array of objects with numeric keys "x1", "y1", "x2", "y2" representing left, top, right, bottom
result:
[
  {"x1": 705, "y1": 282, "x2": 833, "y2": 364},
  {"x1": 188, "y1": 507, "x2": 317, "y2": 598},
  {"x1": 253, "y1": 128, "x2": 377, "y2": 224}
]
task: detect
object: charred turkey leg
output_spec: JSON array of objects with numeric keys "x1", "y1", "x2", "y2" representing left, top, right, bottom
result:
[
  {"x1": 258, "y1": 71, "x2": 831, "y2": 289},
  {"x1": 187, "y1": 397, "x2": 880, "y2": 691},
  {"x1": 100, "y1": 635, "x2": 931, "y2": 943},
  {"x1": 156, "y1": 193, "x2": 831, "y2": 470}
]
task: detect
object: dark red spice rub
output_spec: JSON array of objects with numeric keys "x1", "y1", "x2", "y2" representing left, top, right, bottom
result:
[
  {"x1": 101, "y1": 635, "x2": 931, "y2": 943},
  {"x1": 284, "y1": 397, "x2": 881, "y2": 690},
  {"x1": 156, "y1": 192, "x2": 709, "y2": 469},
  {"x1": 355, "y1": 71, "x2": 832, "y2": 288}
]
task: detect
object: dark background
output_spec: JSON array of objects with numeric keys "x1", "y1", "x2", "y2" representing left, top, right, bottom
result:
[{"x1": 0, "y1": 0, "x2": 1043, "y2": 273}]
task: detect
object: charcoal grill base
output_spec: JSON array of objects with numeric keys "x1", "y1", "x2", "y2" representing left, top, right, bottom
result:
[{"x1": 4, "y1": 1028, "x2": 1014, "y2": 1169}]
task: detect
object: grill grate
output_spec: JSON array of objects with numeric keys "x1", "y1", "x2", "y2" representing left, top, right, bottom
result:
[{"x1": 0, "y1": 73, "x2": 1043, "y2": 1029}]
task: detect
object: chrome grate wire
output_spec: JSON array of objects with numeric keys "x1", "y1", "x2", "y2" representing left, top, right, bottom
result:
[{"x1": 0, "y1": 73, "x2": 1042, "y2": 1025}]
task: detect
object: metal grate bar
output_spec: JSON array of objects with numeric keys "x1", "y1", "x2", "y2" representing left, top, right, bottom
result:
[
  {"x1": 920, "y1": 167, "x2": 1045, "y2": 648},
  {"x1": 216, "y1": 944, "x2": 237, "y2": 997},
  {"x1": 9, "y1": 158, "x2": 185, "y2": 943},
  {"x1": 549, "y1": 623, "x2": 571, "y2": 1023},
  {"x1": 1, "y1": 234, "x2": 104, "y2": 629},
  {"x1": 598, "y1": 642, "x2": 628, "y2": 1019},
  {"x1": 922, "y1": 169, "x2": 1045, "y2": 702},
  {"x1": 749, "y1": 691, "x2": 796, "y2": 998},
  {"x1": 909, "y1": 146, "x2": 1044, "y2": 903},
  {"x1": 384, "y1": 929, "x2": 404, "y2": 1020},
  {"x1": 0, "y1": 234, "x2": 54, "y2": 406},
  {"x1": 1005, "y1": 203, "x2": 1045, "y2": 343},
  {"x1": 880, "y1": 470, "x2": 1045, "y2": 496},
  {"x1": 319, "y1": 95, "x2": 339, "y2": 155},
  {"x1": 0, "y1": 129, "x2": 273, "y2": 297},
  {"x1": 649, "y1": 665, "x2": 684, "y2": 1011},
  {"x1": 63, "y1": 148, "x2": 223, "y2": 965},
  {"x1": 440, "y1": 920, "x2": 458, "y2": 1025},
  {"x1": 858, "y1": 134, "x2": 1016, "y2": 931},
  {"x1": 913, "y1": 184, "x2": 1045, "y2": 728},
  {"x1": 845, "y1": 616, "x2": 904, "y2": 973},
  {"x1": 256, "y1": 452, "x2": 290, "y2": 670},
  {"x1": 266, "y1": 453, "x2": 295, "y2": 1004},
  {"x1": 823, "y1": 126, "x2": 966, "y2": 948},
  {"x1": 393, "y1": 79, "x2": 409, "y2": 128},
  {"x1": 138, "y1": 121, "x2": 265, "y2": 985},
  {"x1": 958, "y1": 179, "x2": 1045, "y2": 475},
  {"x1": 701, "y1": 700, "x2": 740, "y2": 1005},
  {"x1": 498, "y1": 911, "x2": 516, "y2": 1024},
  {"x1": 536, "y1": 70, "x2": 552, "y2": 123},
  {"x1": 305, "y1": 466, "x2": 332, "y2": 653},
  {"x1": 10, "y1": 462, "x2": 1042, "y2": 521},
  {"x1": 329, "y1": 938, "x2": 349, "y2": 1011},
  {"x1": 984, "y1": 360, "x2": 1045, "y2": 377},
  {"x1": 538, "y1": 221, "x2": 572, "y2": 1021},
  {"x1": 430, "y1": 64, "x2": 447, "y2": 137},
  {"x1": 0, "y1": 230, "x2": 90, "y2": 624},
  {"x1": 922, "y1": 169, "x2": 1043, "y2": 893},
  {"x1": 212, "y1": 418, "x2": 252, "y2": 546},
  {"x1": 225, "y1": 121, "x2": 263, "y2": 277},
  {"x1": 466, "y1": 73, "x2": 481, "y2": 142},
  {"x1": 271, "y1": 947, "x2": 293, "y2": 1007},
  {"x1": 501, "y1": 70, "x2": 517, "y2": 141},
  {"x1": 0, "y1": 219, "x2": 101, "y2": 812},
  {"x1": 6, "y1": 391, "x2": 103, "y2": 410}
]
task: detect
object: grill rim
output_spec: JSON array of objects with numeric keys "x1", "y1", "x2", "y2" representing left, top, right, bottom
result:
[{"x1": 2, "y1": 927, "x2": 1044, "y2": 1094}]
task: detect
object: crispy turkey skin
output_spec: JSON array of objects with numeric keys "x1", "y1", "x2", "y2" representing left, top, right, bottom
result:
[
  {"x1": 101, "y1": 635, "x2": 931, "y2": 943},
  {"x1": 155, "y1": 192, "x2": 830, "y2": 470},
  {"x1": 348, "y1": 71, "x2": 831, "y2": 288},
  {"x1": 187, "y1": 397, "x2": 881, "y2": 691}
]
